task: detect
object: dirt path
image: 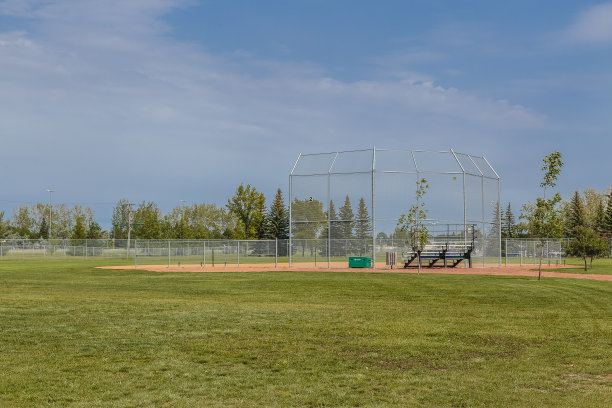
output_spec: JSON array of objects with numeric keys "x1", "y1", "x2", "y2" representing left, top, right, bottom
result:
[{"x1": 97, "y1": 263, "x2": 612, "y2": 282}]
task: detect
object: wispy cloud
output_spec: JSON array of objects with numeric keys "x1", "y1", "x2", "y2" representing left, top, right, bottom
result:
[
  {"x1": 564, "y1": 2, "x2": 612, "y2": 44},
  {"x1": 0, "y1": 0, "x2": 548, "y2": 213}
]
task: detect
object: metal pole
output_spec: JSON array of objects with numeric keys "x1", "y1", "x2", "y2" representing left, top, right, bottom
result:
[
  {"x1": 168, "y1": 240, "x2": 170, "y2": 268},
  {"x1": 498, "y1": 178, "x2": 501, "y2": 266},
  {"x1": 47, "y1": 189, "x2": 54, "y2": 239},
  {"x1": 126, "y1": 203, "x2": 134, "y2": 259},
  {"x1": 237, "y1": 241, "x2": 240, "y2": 270},
  {"x1": 372, "y1": 146, "x2": 376, "y2": 268},
  {"x1": 134, "y1": 239, "x2": 137, "y2": 268},
  {"x1": 450, "y1": 150, "x2": 467, "y2": 268},
  {"x1": 520, "y1": 241, "x2": 523, "y2": 266},
  {"x1": 289, "y1": 174, "x2": 292, "y2": 268},
  {"x1": 275, "y1": 238, "x2": 278, "y2": 268},
  {"x1": 504, "y1": 239, "x2": 507, "y2": 267},
  {"x1": 328, "y1": 166, "x2": 331, "y2": 269},
  {"x1": 482, "y1": 174, "x2": 485, "y2": 268}
]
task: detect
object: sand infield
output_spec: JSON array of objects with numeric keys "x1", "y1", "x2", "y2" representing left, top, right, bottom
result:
[{"x1": 98, "y1": 262, "x2": 612, "y2": 281}]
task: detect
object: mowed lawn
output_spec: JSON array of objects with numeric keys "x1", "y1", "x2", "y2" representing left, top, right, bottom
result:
[
  {"x1": 543, "y1": 257, "x2": 612, "y2": 275},
  {"x1": 0, "y1": 261, "x2": 611, "y2": 407}
]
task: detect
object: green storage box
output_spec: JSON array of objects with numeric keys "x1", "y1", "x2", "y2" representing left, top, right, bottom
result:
[{"x1": 348, "y1": 257, "x2": 371, "y2": 268}]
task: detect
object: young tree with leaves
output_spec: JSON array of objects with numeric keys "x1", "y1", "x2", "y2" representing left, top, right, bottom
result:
[
  {"x1": 533, "y1": 151, "x2": 564, "y2": 280},
  {"x1": 566, "y1": 226, "x2": 610, "y2": 271},
  {"x1": 397, "y1": 178, "x2": 430, "y2": 274}
]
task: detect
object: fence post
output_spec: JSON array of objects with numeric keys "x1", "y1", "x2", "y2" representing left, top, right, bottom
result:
[
  {"x1": 167, "y1": 240, "x2": 170, "y2": 268},
  {"x1": 520, "y1": 241, "x2": 523, "y2": 266},
  {"x1": 134, "y1": 239, "x2": 138, "y2": 268},
  {"x1": 237, "y1": 241, "x2": 240, "y2": 270},
  {"x1": 504, "y1": 238, "x2": 508, "y2": 267},
  {"x1": 275, "y1": 238, "x2": 278, "y2": 269}
]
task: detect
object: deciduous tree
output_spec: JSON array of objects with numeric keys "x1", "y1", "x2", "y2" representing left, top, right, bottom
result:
[
  {"x1": 227, "y1": 184, "x2": 266, "y2": 239},
  {"x1": 397, "y1": 178, "x2": 430, "y2": 274},
  {"x1": 533, "y1": 151, "x2": 564, "y2": 280},
  {"x1": 566, "y1": 226, "x2": 610, "y2": 271}
]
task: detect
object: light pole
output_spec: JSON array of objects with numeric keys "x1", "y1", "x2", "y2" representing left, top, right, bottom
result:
[
  {"x1": 126, "y1": 202, "x2": 135, "y2": 258},
  {"x1": 46, "y1": 189, "x2": 54, "y2": 240}
]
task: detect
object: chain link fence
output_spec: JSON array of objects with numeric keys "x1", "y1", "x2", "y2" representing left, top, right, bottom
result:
[{"x1": 2, "y1": 237, "x2": 603, "y2": 267}]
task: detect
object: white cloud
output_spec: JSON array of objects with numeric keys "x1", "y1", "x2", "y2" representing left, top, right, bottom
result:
[
  {"x1": 0, "y1": 0, "x2": 548, "y2": 214},
  {"x1": 564, "y1": 2, "x2": 612, "y2": 44}
]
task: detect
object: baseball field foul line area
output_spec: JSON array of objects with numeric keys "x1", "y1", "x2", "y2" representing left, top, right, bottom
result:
[{"x1": 98, "y1": 263, "x2": 612, "y2": 281}]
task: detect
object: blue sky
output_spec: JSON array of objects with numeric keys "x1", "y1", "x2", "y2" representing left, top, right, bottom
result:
[{"x1": 0, "y1": 0, "x2": 610, "y2": 227}]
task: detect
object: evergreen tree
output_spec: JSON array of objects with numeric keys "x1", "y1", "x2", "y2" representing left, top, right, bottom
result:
[
  {"x1": 38, "y1": 216, "x2": 49, "y2": 239},
  {"x1": 594, "y1": 199, "x2": 606, "y2": 234},
  {"x1": 566, "y1": 191, "x2": 586, "y2": 236},
  {"x1": 0, "y1": 212, "x2": 10, "y2": 239},
  {"x1": 355, "y1": 198, "x2": 371, "y2": 256},
  {"x1": 72, "y1": 215, "x2": 87, "y2": 239},
  {"x1": 266, "y1": 188, "x2": 289, "y2": 239},
  {"x1": 355, "y1": 198, "x2": 371, "y2": 240},
  {"x1": 86, "y1": 220, "x2": 102, "y2": 239},
  {"x1": 502, "y1": 203, "x2": 516, "y2": 238},
  {"x1": 328, "y1": 200, "x2": 341, "y2": 239},
  {"x1": 603, "y1": 193, "x2": 612, "y2": 237},
  {"x1": 338, "y1": 196, "x2": 354, "y2": 239}
]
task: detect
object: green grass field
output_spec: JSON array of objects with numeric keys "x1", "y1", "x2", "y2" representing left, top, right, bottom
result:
[{"x1": 1, "y1": 260, "x2": 611, "y2": 407}]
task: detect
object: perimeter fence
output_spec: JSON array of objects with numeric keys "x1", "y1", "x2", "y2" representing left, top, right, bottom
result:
[{"x1": 1, "y1": 237, "x2": 605, "y2": 267}]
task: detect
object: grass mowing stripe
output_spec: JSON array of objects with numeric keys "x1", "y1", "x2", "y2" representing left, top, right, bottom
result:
[{"x1": 0, "y1": 261, "x2": 610, "y2": 407}]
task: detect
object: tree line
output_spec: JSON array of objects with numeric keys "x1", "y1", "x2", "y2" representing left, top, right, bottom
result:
[
  {"x1": 500, "y1": 188, "x2": 612, "y2": 240},
  {"x1": 0, "y1": 185, "x2": 290, "y2": 241},
  {"x1": 498, "y1": 151, "x2": 611, "y2": 271}
]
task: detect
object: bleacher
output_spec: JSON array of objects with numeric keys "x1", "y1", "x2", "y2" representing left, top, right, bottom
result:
[{"x1": 403, "y1": 240, "x2": 474, "y2": 268}]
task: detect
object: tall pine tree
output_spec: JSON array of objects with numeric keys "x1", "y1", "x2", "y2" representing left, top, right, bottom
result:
[
  {"x1": 502, "y1": 202, "x2": 516, "y2": 238},
  {"x1": 38, "y1": 216, "x2": 49, "y2": 239},
  {"x1": 266, "y1": 188, "x2": 289, "y2": 239},
  {"x1": 355, "y1": 198, "x2": 371, "y2": 256},
  {"x1": 338, "y1": 196, "x2": 354, "y2": 239},
  {"x1": 566, "y1": 191, "x2": 586, "y2": 236},
  {"x1": 594, "y1": 199, "x2": 606, "y2": 235},
  {"x1": 603, "y1": 193, "x2": 612, "y2": 237},
  {"x1": 72, "y1": 215, "x2": 87, "y2": 239},
  {"x1": 355, "y1": 198, "x2": 371, "y2": 240}
]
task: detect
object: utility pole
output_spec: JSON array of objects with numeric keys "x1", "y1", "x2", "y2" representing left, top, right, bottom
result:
[{"x1": 46, "y1": 189, "x2": 54, "y2": 239}]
